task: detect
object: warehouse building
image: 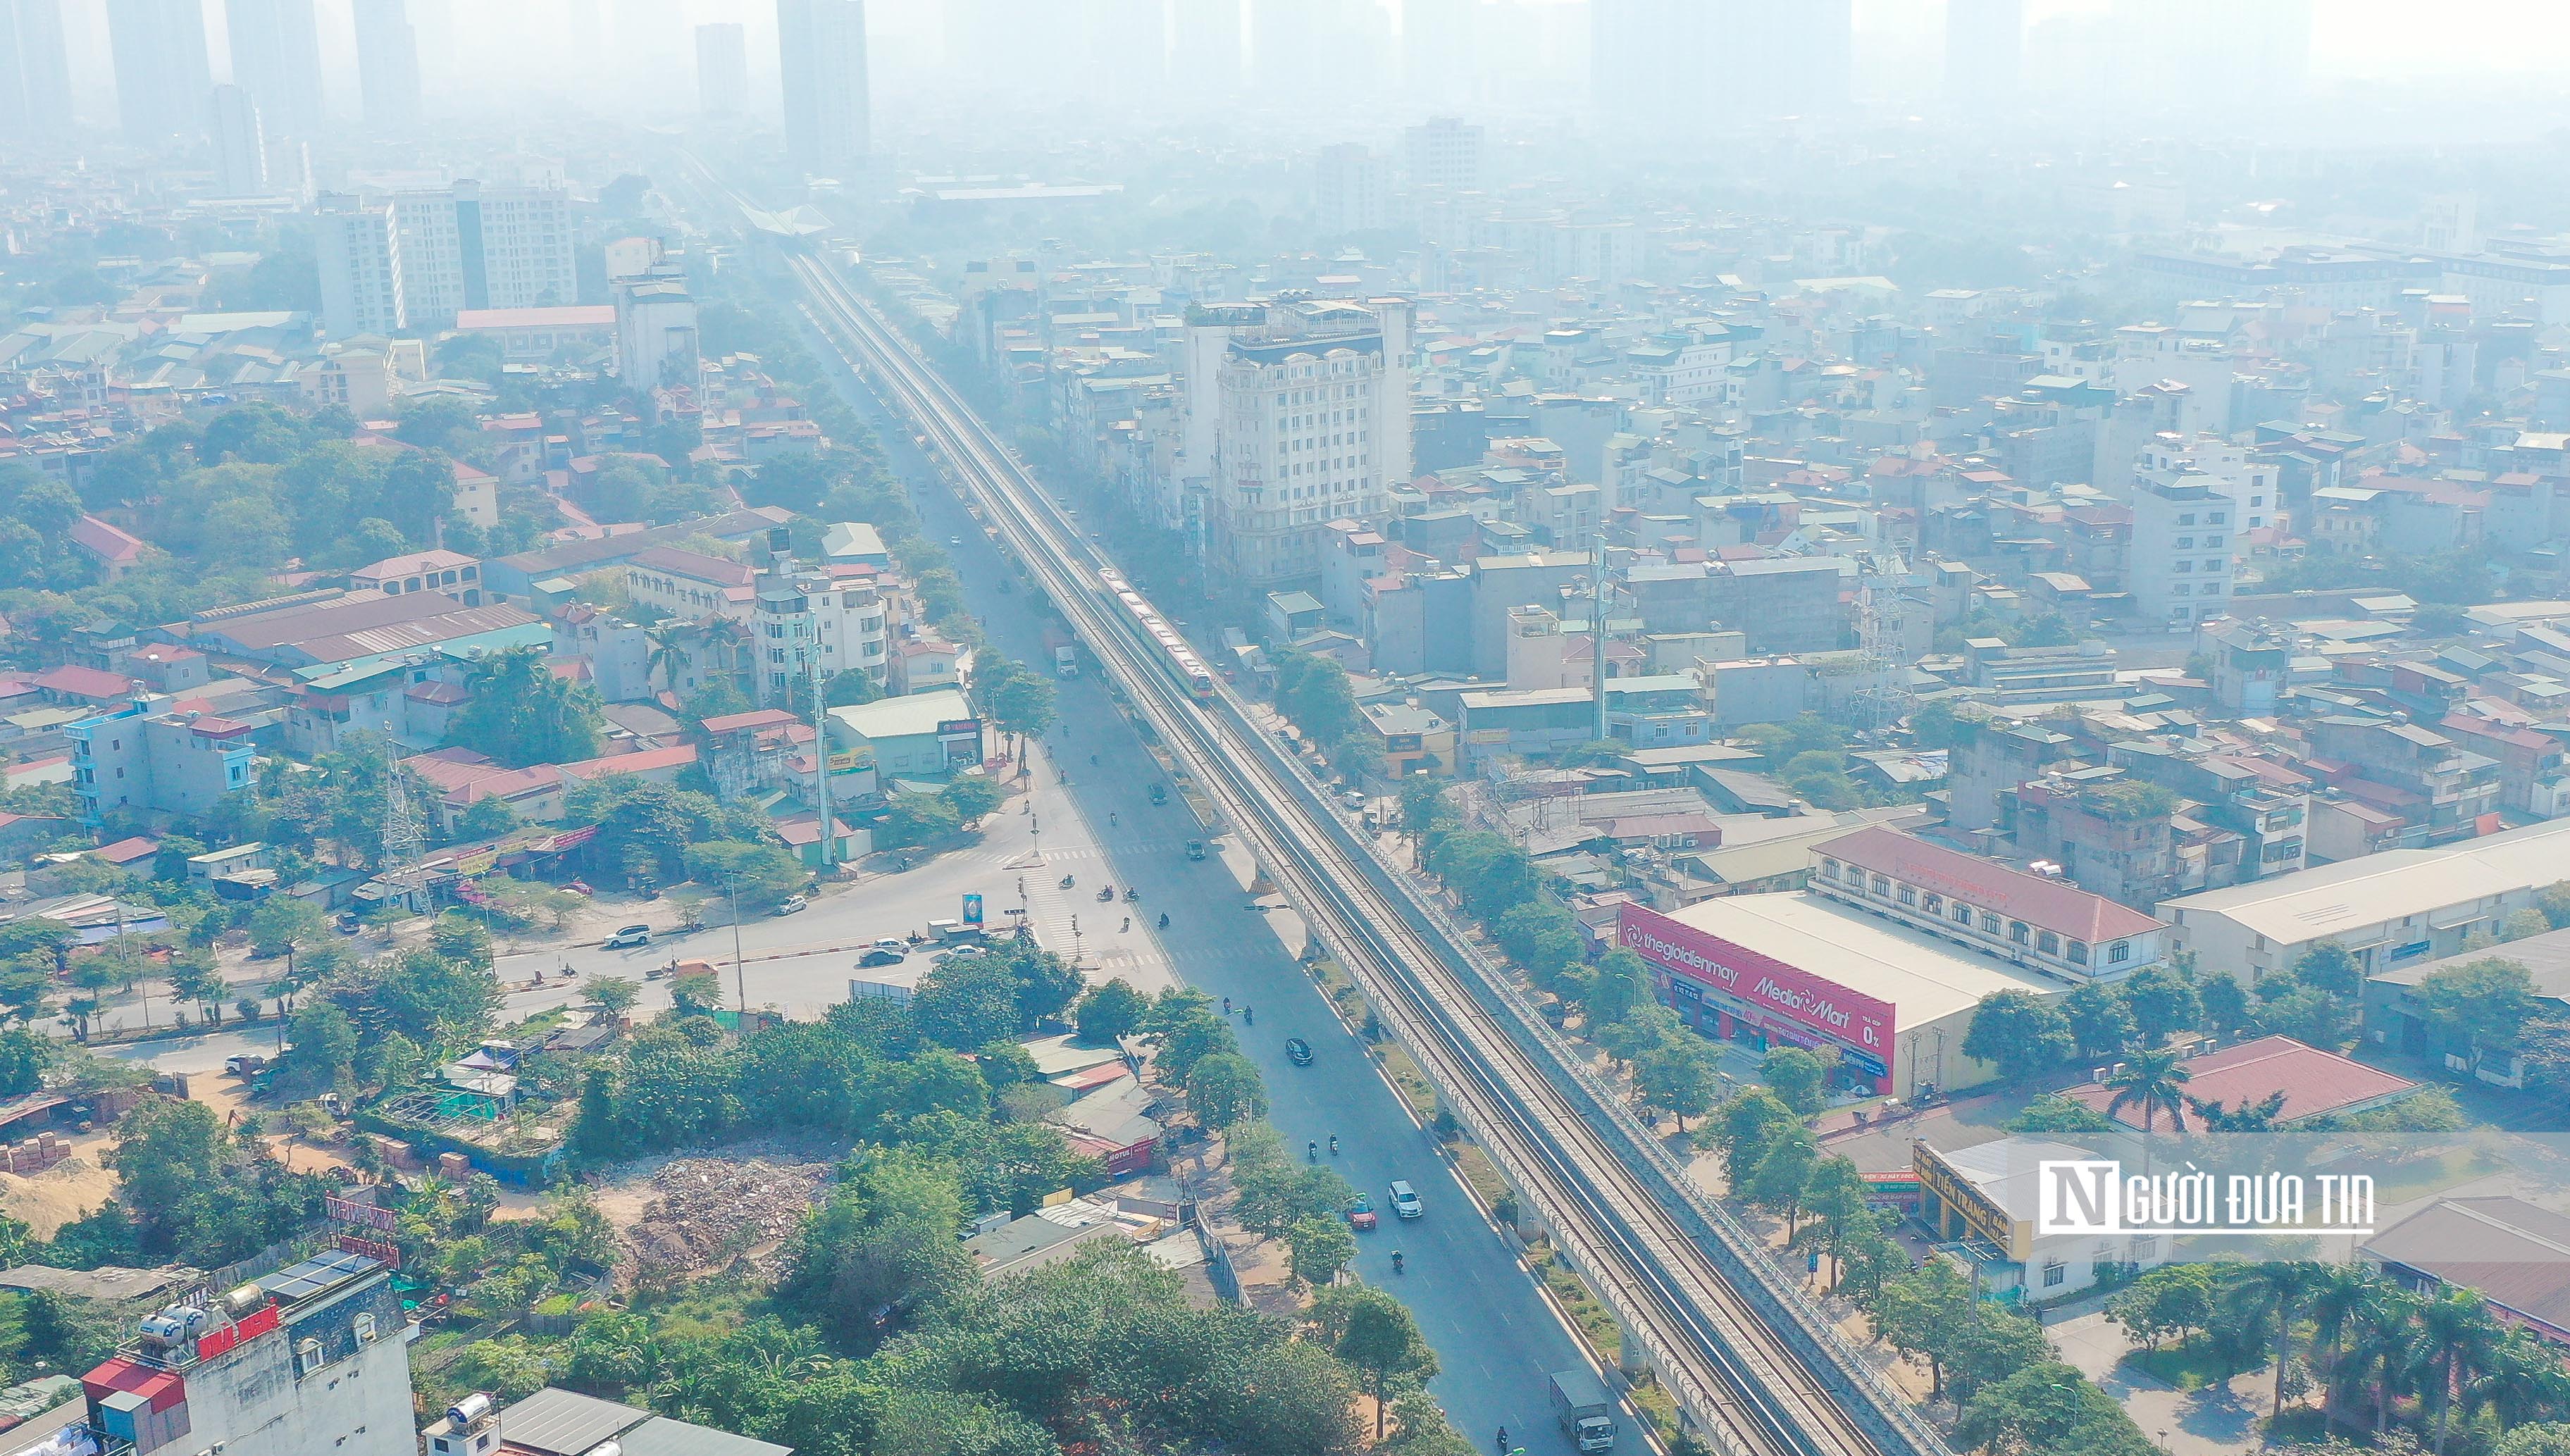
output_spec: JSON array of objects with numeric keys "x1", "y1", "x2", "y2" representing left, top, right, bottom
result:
[
  {"x1": 1615, "y1": 895, "x2": 2058, "y2": 1099},
  {"x1": 2161, "y1": 816, "x2": 2570, "y2": 987}
]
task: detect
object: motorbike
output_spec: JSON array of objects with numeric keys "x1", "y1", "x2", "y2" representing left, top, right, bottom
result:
[
  {"x1": 1391, "y1": 1252, "x2": 1405, "y2": 1276},
  {"x1": 1157, "y1": 913, "x2": 1169, "y2": 929},
  {"x1": 1059, "y1": 874, "x2": 1076, "y2": 889},
  {"x1": 1120, "y1": 916, "x2": 1131, "y2": 932},
  {"x1": 1096, "y1": 886, "x2": 1115, "y2": 902},
  {"x1": 1123, "y1": 888, "x2": 1139, "y2": 902}
]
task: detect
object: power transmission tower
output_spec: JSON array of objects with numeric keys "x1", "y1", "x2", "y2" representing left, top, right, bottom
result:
[{"x1": 381, "y1": 746, "x2": 427, "y2": 878}]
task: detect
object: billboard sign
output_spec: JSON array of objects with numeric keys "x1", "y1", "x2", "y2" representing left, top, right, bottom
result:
[
  {"x1": 962, "y1": 893, "x2": 984, "y2": 926},
  {"x1": 1616, "y1": 903, "x2": 1894, "y2": 1054}
]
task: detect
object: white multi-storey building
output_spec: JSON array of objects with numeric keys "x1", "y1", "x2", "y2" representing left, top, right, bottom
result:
[
  {"x1": 2129, "y1": 474, "x2": 2233, "y2": 630},
  {"x1": 1205, "y1": 297, "x2": 1413, "y2": 587},
  {"x1": 2137, "y1": 432, "x2": 2285, "y2": 547},
  {"x1": 316, "y1": 181, "x2": 573, "y2": 336},
  {"x1": 755, "y1": 557, "x2": 890, "y2": 705},
  {"x1": 1314, "y1": 144, "x2": 1389, "y2": 235},
  {"x1": 615, "y1": 266, "x2": 700, "y2": 394},
  {"x1": 1402, "y1": 115, "x2": 1484, "y2": 192},
  {"x1": 315, "y1": 195, "x2": 404, "y2": 339},
  {"x1": 390, "y1": 181, "x2": 573, "y2": 328}
]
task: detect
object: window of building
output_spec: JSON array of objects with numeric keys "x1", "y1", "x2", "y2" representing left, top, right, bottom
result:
[
  {"x1": 2010, "y1": 921, "x2": 2030, "y2": 945},
  {"x1": 2039, "y1": 931, "x2": 2060, "y2": 954},
  {"x1": 2109, "y1": 941, "x2": 2132, "y2": 963},
  {"x1": 2209, "y1": 512, "x2": 2227, "y2": 524},
  {"x1": 1870, "y1": 874, "x2": 1891, "y2": 895},
  {"x1": 2068, "y1": 940, "x2": 2089, "y2": 964},
  {"x1": 1898, "y1": 886, "x2": 1917, "y2": 906},
  {"x1": 2042, "y1": 1260, "x2": 2066, "y2": 1288},
  {"x1": 1954, "y1": 903, "x2": 1974, "y2": 925},
  {"x1": 2178, "y1": 513, "x2": 2196, "y2": 526},
  {"x1": 1923, "y1": 894, "x2": 1943, "y2": 915},
  {"x1": 2176, "y1": 537, "x2": 2195, "y2": 549},
  {"x1": 1981, "y1": 911, "x2": 2001, "y2": 933}
]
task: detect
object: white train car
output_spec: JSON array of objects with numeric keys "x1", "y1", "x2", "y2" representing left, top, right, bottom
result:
[{"x1": 1098, "y1": 568, "x2": 1215, "y2": 701}]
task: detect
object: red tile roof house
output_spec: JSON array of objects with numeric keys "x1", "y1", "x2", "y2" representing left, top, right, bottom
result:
[
  {"x1": 1809, "y1": 826, "x2": 2171, "y2": 983},
  {"x1": 401, "y1": 747, "x2": 569, "y2": 834},
  {"x1": 557, "y1": 744, "x2": 699, "y2": 788},
  {"x1": 30, "y1": 664, "x2": 139, "y2": 707},
  {"x1": 2366, "y1": 1197, "x2": 2570, "y2": 1346},
  {"x1": 67, "y1": 515, "x2": 148, "y2": 580},
  {"x1": 2063, "y1": 1035, "x2": 2421, "y2": 1128}
]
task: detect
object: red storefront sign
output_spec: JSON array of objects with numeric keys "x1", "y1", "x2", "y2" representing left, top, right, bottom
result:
[{"x1": 1616, "y1": 903, "x2": 1895, "y2": 1055}]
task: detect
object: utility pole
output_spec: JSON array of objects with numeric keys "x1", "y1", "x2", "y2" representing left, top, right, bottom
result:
[
  {"x1": 724, "y1": 870, "x2": 747, "y2": 1016},
  {"x1": 805, "y1": 618, "x2": 833, "y2": 872}
]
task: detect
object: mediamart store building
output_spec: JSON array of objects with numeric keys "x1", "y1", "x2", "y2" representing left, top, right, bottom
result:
[{"x1": 1615, "y1": 895, "x2": 2059, "y2": 1100}]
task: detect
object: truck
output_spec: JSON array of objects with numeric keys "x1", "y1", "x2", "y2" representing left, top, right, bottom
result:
[
  {"x1": 1054, "y1": 643, "x2": 1079, "y2": 678},
  {"x1": 1550, "y1": 1369, "x2": 1616, "y2": 1453}
]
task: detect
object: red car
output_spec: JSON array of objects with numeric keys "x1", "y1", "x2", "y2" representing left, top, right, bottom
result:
[{"x1": 1346, "y1": 1195, "x2": 1377, "y2": 1231}]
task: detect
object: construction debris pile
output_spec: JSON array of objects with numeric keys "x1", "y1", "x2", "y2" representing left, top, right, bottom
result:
[{"x1": 620, "y1": 1157, "x2": 830, "y2": 1278}]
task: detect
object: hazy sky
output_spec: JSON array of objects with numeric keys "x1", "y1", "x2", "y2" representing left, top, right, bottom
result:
[{"x1": 49, "y1": 0, "x2": 2570, "y2": 132}]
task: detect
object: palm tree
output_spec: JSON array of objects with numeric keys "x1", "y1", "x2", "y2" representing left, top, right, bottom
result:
[
  {"x1": 2230, "y1": 1262, "x2": 2314, "y2": 1422},
  {"x1": 2345, "y1": 1288, "x2": 2419, "y2": 1433},
  {"x1": 2411, "y1": 1288, "x2": 2500, "y2": 1453},
  {"x1": 2304, "y1": 1264, "x2": 2391, "y2": 1423},
  {"x1": 2105, "y1": 1046, "x2": 2192, "y2": 1178},
  {"x1": 645, "y1": 621, "x2": 699, "y2": 695}
]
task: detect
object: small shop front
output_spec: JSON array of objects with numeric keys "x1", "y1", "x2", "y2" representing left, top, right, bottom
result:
[{"x1": 1616, "y1": 902, "x2": 1897, "y2": 1095}]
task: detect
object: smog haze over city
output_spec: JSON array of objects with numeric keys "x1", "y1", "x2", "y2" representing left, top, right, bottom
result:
[{"x1": 8, "y1": 5, "x2": 2570, "y2": 1456}]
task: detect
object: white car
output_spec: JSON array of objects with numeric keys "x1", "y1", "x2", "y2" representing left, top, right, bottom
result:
[
  {"x1": 1388, "y1": 1181, "x2": 1423, "y2": 1219},
  {"x1": 871, "y1": 936, "x2": 907, "y2": 952},
  {"x1": 771, "y1": 895, "x2": 809, "y2": 916},
  {"x1": 603, "y1": 924, "x2": 651, "y2": 949}
]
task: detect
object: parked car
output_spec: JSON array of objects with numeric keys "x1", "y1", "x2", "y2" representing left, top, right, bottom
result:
[
  {"x1": 1346, "y1": 1195, "x2": 1377, "y2": 1231},
  {"x1": 604, "y1": 924, "x2": 652, "y2": 949},
  {"x1": 858, "y1": 947, "x2": 907, "y2": 967},
  {"x1": 772, "y1": 895, "x2": 809, "y2": 916},
  {"x1": 1284, "y1": 1038, "x2": 1313, "y2": 1066},
  {"x1": 223, "y1": 1054, "x2": 269, "y2": 1078},
  {"x1": 1388, "y1": 1181, "x2": 1423, "y2": 1219},
  {"x1": 871, "y1": 936, "x2": 908, "y2": 952}
]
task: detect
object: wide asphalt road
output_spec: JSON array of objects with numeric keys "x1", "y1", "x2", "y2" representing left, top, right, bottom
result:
[{"x1": 836, "y1": 363, "x2": 1606, "y2": 1456}]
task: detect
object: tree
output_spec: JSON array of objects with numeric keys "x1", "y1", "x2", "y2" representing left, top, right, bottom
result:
[
  {"x1": 247, "y1": 895, "x2": 328, "y2": 971},
  {"x1": 2293, "y1": 940, "x2": 2364, "y2": 998},
  {"x1": 1746, "y1": 1126, "x2": 1819, "y2": 1237},
  {"x1": 2227, "y1": 1262, "x2": 2314, "y2": 1422},
  {"x1": 2199, "y1": 972, "x2": 2253, "y2": 1036},
  {"x1": 448, "y1": 644, "x2": 607, "y2": 768},
  {"x1": 2263, "y1": 984, "x2": 2355, "y2": 1050},
  {"x1": 1186, "y1": 1052, "x2": 1267, "y2": 1131},
  {"x1": 1637, "y1": 1035, "x2": 1721, "y2": 1129},
  {"x1": 587, "y1": 977, "x2": 641, "y2": 1019},
  {"x1": 683, "y1": 840, "x2": 807, "y2": 908},
  {"x1": 1325, "y1": 1286, "x2": 1439, "y2": 1439},
  {"x1": 2104, "y1": 1047, "x2": 2192, "y2": 1138},
  {"x1": 271, "y1": 1004, "x2": 357, "y2": 1100},
  {"x1": 910, "y1": 958, "x2": 1023, "y2": 1050},
  {"x1": 976, "y1": 659, "x2": 1057, "y2": 740},
  {"x1": 2412, "y1": 957, "x2": 2539, "y2": 1078},
  {"x1": 2063, "y1": 982, "x2": 2136, "y2": 1060},
  {"x1": 2415, "y1": 1289, "x2": 2501, "y2": 1454},
  {"x1": 0, "y1": 1028, "x2": 51, "y2": 1097},
  {"x1": 2005, "y1": 1093, "x2": 2113, "y2": 1134},
  {"x1": 2118, "y1": 963, "x2": 2201, "y2": 1045},
  {"x1": 106, "y1": 1097, "x2": 227, "y2": 1242},
  {"x1": 1875, "y1": 1258, "x2": 1977, "y2": 1402},
  {"x1": 1963, "y1": 989, "x2": 2076, "y2": 1083},
  {"x1": 2106, "y1": 1263, "x2": 2217, "y2": 1350},
  {"x1": 1285, "y1": 1215, "x2": 1357, "y2": 1287},
  {"x1": 1073, "y1": 978, "x2": 1146, "y2": 1043},
  {"x1": 1761, "y1": 1045, "x2": 1827, "y2": 1115},
  {"x1": 1713, "y1": 1088, "x2": 1798, "y2": 1190},
  {"x1": 1581, "y1": 950, "x2": 1658, "y2": 1026},
  {"x1": 938, "y1": 776, "x2": 1003, "y2": 825},
  {"x1": 1955, "y1": 1360, "x2": 2156, "y2": 1456}
]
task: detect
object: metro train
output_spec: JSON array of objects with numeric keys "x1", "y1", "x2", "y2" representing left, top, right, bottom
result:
[{"x1": 1098, "y1": 567, "x2": 1217, "y2": 701}]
